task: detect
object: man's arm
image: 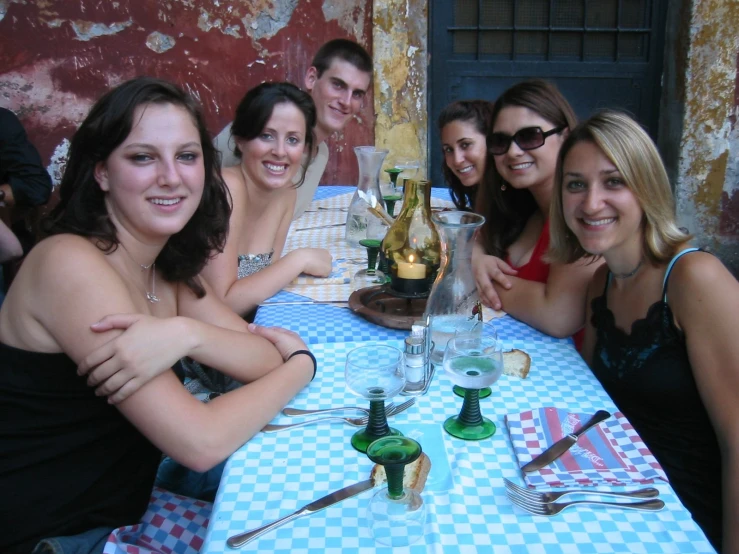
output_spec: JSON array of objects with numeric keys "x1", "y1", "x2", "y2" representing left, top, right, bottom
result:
[{"x1": 0, "y1": 108, "x2": 53, "y2": 207}]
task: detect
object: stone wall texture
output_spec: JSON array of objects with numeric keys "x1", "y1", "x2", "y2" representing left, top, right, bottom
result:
[{"x1": 676, "y1": 0, "x2": 739, "y2": 274}]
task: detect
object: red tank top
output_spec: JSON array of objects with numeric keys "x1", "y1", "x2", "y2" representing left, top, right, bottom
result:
[{"x1": 506, "y1": 220, "x2": 584, "y2": 350}]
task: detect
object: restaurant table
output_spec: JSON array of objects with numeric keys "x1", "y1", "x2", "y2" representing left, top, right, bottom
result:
[{"x1": 201, "y1": 187, "x2": 715, "y2": 554}]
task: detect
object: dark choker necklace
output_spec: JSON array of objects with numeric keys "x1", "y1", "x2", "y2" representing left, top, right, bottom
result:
[{"x1": 612, "y1": 260, "x2": 643, "y2": 279}]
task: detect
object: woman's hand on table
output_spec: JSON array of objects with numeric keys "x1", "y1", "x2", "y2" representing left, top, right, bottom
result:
[
  {"x1": 287, "y1": 247, "x2": 333, "y2": 277},
  {"x1": 473, "y1": 253, "x2": 518, "y2": 310},
  {"x1": 78, "y1": 313, "x2": 195, "y2": 404},
  {"x1": 247, "y1": 323, "x2": 308, "y2": 362}
]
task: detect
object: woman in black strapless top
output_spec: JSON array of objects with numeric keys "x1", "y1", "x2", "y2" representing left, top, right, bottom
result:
[
  {"x1": 548, "y1": 111, "x2": 739, "y2": 553},
  {"x1": 0, "y1": 77, "x2": 316, "y2": 553}
]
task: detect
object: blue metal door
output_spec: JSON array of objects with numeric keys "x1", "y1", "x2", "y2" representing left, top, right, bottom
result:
[{"x1": 429, "y1": 0, "x2": 668, "y2": 187}]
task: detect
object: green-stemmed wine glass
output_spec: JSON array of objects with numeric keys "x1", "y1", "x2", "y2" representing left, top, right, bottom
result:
[
  {"x1": 442, "y1": 333, "x2": 503, "y2": 440},
  {"x1": 344, "y1": 345, "x2": 405, "y2": 452},
  {"x1": 366, "y1": 436, "x2": 426, "y2": 546},
  {"x1": 383, "y1": 168, "x2": 403, "y2": 217}
]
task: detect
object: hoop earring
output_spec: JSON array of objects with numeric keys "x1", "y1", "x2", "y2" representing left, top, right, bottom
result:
[{"x1": 501, "y1": 184, "x2": 507, "y2": 191}]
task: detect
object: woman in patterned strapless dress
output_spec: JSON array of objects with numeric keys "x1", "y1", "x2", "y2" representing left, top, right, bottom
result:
[
  {"x1": 200, "y1": 82, "x2": 333, "y2": 319},
  {"x1": 549, "y1": 110, "x2": 739, "y2": 553}
]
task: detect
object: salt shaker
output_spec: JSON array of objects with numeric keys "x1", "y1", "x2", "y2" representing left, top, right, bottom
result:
[
  {"x1": 402, "y1": 320, "x2": 432, "y2": 395},
  {"x1": 402, "y1": 336, "x2": 426, "y2": 393}
]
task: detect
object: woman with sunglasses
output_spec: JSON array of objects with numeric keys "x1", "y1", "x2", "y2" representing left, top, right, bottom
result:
[
  {"x1": 438, "y1": 99, "x2": 495, "y2": 211},
  {"x1": 473, "y1": 80, "x2": 600, "y2": 345},
  {"x1": 549, "y1": 111, "x2": 738, "y2": 553}
]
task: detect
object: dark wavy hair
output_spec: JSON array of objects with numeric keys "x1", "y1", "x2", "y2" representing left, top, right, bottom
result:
[
  {"x1": 438, "y1": 99, "x2": 495, "y2": 211},
  {"x1": 311, "y1": 38, "x2": 373, "y2": 77},
  {"x1": 476, "y1": 80, "x2": 577, "y2": 258},
  {"x1": 46, "y1": 76, "x2": 232, "y2": 298},
  {"x1": 230, "y1": 82, "x2": 316, "y2": 188}
]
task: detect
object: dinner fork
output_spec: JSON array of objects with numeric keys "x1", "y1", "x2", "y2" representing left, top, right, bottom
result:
[
  {"x1": 282, "y1": 402, "x2": 398, "y2": 417},
  {"x1": 506, "y1": 490, "x2": 665, "y2": 516},
  {"x1": 503, "y1": 478, "x2": 660, "y2": 503},
  {"x1": 263, "y1": 399, "x2": 415, "y2": 432}
]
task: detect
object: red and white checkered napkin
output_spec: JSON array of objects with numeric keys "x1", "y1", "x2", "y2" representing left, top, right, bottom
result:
[
  {"x1": 103, "y1": 487, "x2": 211, "y2": 554},
  {"x1": 505, "y1": 407, "x2": 668, "y2": 488}
]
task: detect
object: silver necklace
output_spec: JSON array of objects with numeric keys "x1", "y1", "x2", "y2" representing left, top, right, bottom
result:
[
  {"x1": 612, "y1": 259, "x2": 643, "y2": 279},
  {"x1": 119, "y1": 244, "x2": 159, "y2": 303}
]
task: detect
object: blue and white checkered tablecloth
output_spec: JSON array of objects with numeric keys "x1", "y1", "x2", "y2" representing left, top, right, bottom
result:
[
  {"x1": 202, "y1": 339, "x2": 714, "y2": 554},
  {"x1": 255, "y1": 303, "x2": 570, "y2": 346}
]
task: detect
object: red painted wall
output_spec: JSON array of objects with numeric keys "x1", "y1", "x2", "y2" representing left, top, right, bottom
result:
[{"x1": 0, "y1": 0, "x2": 373, "y2": 196}]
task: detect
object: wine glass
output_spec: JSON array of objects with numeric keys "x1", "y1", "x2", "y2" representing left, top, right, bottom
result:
[
  {"x1": 394, "y1": 157, "x2": 420, "y2": 185},
  {"x1": 442, "y1": 333, "x2": 503, "y2": 440},
  {"x1": 352, "y1": 215, "x2": 389, "y2": 290},
  {"x1": 352, "y1": 238, "x2": 386, "y2": 290},
  {"x1": 383, "y1": 168, "x2": 403, "y2": 216},
  {"x1": 344, "y1": 345, "x2": 405, "y2": 453},
  {"x1": 366, "y1": 436, "x2": 426, "y2": 547},
  {"x1": 451, "y1": 324, "x2": 492, "y2": 400}
]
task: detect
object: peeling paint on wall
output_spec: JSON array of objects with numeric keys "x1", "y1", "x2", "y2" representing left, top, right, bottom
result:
[
  {"x1": 146, "y1": 31, "x2": 176, "y2": 53},
  {"x1": 323, "y1": 0, "x2": 366, "y2": 45},
  {"x1": 71, "y1": 19, "x2": 133, "y2": 41},
  {"x1": 242, "y1": 0, "x2": 298, "y2": 41},
  {"x1": 0, "y1": 0, "x2": 374, "y2": 194},
  {"x1": 676, "y1": 0, "x2": 739, "y2": 273},
  {"x1": 372, "y1": 0, "x2": 427, "y2": 177}
]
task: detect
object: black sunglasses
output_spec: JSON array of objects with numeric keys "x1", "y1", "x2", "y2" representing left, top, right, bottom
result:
[{"x1": 489, "y1": 126, "x2": 565, "y2": 155}]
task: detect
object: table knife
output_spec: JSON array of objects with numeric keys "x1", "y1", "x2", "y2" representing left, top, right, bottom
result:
[
  {"x1": 226, "y1": 479, "x2": 374, "y2": 548},
  {"x1": 521, "y1": 410, "x2": 611, "y2": 473}
]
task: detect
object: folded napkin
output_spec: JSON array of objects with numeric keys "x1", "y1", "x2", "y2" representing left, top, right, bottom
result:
[
  {"x1": 506, "y1": 407, "x2": 668, "y2": 487},
  {"x1": 291, "y1": 257, "x2": 356, "y2": 285}
]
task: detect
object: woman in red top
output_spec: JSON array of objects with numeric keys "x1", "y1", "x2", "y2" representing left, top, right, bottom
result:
[{"x1": 472, "y1": 81, "x2": 600, "y2": 347}]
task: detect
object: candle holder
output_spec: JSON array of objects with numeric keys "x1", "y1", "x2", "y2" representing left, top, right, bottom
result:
[{"x1": 380, "y1": 179, "x2": 440, "y2": 297}]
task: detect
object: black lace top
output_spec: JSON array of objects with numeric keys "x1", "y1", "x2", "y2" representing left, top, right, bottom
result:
[{"x1": 590, "y1": 248, "x2": 722, "y2": 551}]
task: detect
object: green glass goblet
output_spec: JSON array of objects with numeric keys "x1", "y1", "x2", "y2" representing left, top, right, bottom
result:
[
  {"x1": 352, "y1": 238, "x2": 386, "y2": 290},
  {"x1": 366, "y1": 436, "x2": 426, "y2": 547},
  {"x1": 344, "y1": 345, "x2": 405, "y2": 453},
  {"x1": 442, "y1": 334, "x2": 503, "y2": 440},
  {"x1": 383, "y1": 168, "x2": 403, "y2": 217}
]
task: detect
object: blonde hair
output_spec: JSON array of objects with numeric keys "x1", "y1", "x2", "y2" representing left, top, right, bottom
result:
[{"x1": 549, "y1": 110, "x2": 690, "y2": 264}]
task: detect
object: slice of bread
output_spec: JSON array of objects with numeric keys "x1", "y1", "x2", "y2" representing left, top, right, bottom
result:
[
  {"x1": 503, "y1": 349, "x2": 531, "y2": 379},
  {"x1": 370, "y1": 452, "x2": 431, "y2": 493}
]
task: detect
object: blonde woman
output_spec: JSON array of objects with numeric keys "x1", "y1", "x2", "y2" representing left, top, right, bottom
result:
[{"x1": 549, "y1": 110, "x2": 739, "y2": 553}]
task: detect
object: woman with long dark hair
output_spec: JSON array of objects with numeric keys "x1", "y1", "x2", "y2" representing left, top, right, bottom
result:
[
  {"x1": 472, "y1": 80, "x2": 600, "y2": 345},
  {"x1": 201, "y1": 82, "x2": 332, "y2": 319},
  {"x1": 438, "y1": 99, "x2": 494, "y2": 211},
  {"x1": 0, "y1": 77, "x2": 315, "y2": 553}
]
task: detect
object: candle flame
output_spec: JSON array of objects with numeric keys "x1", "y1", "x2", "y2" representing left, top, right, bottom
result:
[{"x1": 408, "y1": 254, "x2": 415, "y2": 263}]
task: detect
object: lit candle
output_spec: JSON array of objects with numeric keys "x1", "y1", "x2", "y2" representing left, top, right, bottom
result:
[{"x1": 397, "y1": 254, "x2": 426, "y2": 279}]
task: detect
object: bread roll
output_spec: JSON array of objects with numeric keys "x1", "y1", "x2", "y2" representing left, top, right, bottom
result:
[
  {"x1": 503, "y1": 349, "x2": 531, "y2": 378},
  {"x1": 370, "y1": 452, "x2": 431, "y2": 493}
]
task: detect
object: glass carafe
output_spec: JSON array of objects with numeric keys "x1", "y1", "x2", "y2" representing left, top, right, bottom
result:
[
  {"x1": 380, "y1": 179, "x2": 441, "y2": 296},
  {"x1": 423, "y1": 211, "x2": 486, "y2": 363},
  {"x1": 345, "y1": 146, "x2": 389, "y2": 247}
]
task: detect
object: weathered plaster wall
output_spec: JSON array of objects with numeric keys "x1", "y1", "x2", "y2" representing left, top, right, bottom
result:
[
  {"x1": 0, "y1": 0, "x2": 373, "y2": 194},
  {"x1": 372, "y1": 0, "x2": 427, "y2": 180},
  {"x1": 675, "y1": 0, "x2": 739, "y2": 274}
]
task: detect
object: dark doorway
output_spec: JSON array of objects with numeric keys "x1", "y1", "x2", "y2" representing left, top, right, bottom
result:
[{"x1": 429, "y1": 0, "x2": 668, "y2": 187}]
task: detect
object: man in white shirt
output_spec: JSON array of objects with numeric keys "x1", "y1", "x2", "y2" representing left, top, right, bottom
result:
[{"x1": 214, "y1": 39, "x2": 373, "y2": 219}]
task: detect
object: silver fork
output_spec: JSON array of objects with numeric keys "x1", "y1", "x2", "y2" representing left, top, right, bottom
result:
[
  {"x1": 504, "y1": 478, "x2": 660, "y2": 503},
  {"x1": 506, "y1": 490, "x2": 665, "y2": 516},
  {"x1": 282, "y1": 402, "x2": 397, "y2": 417},
  {"x1": 263, "y1": 399, "x2": 415, "y2": 432}
]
